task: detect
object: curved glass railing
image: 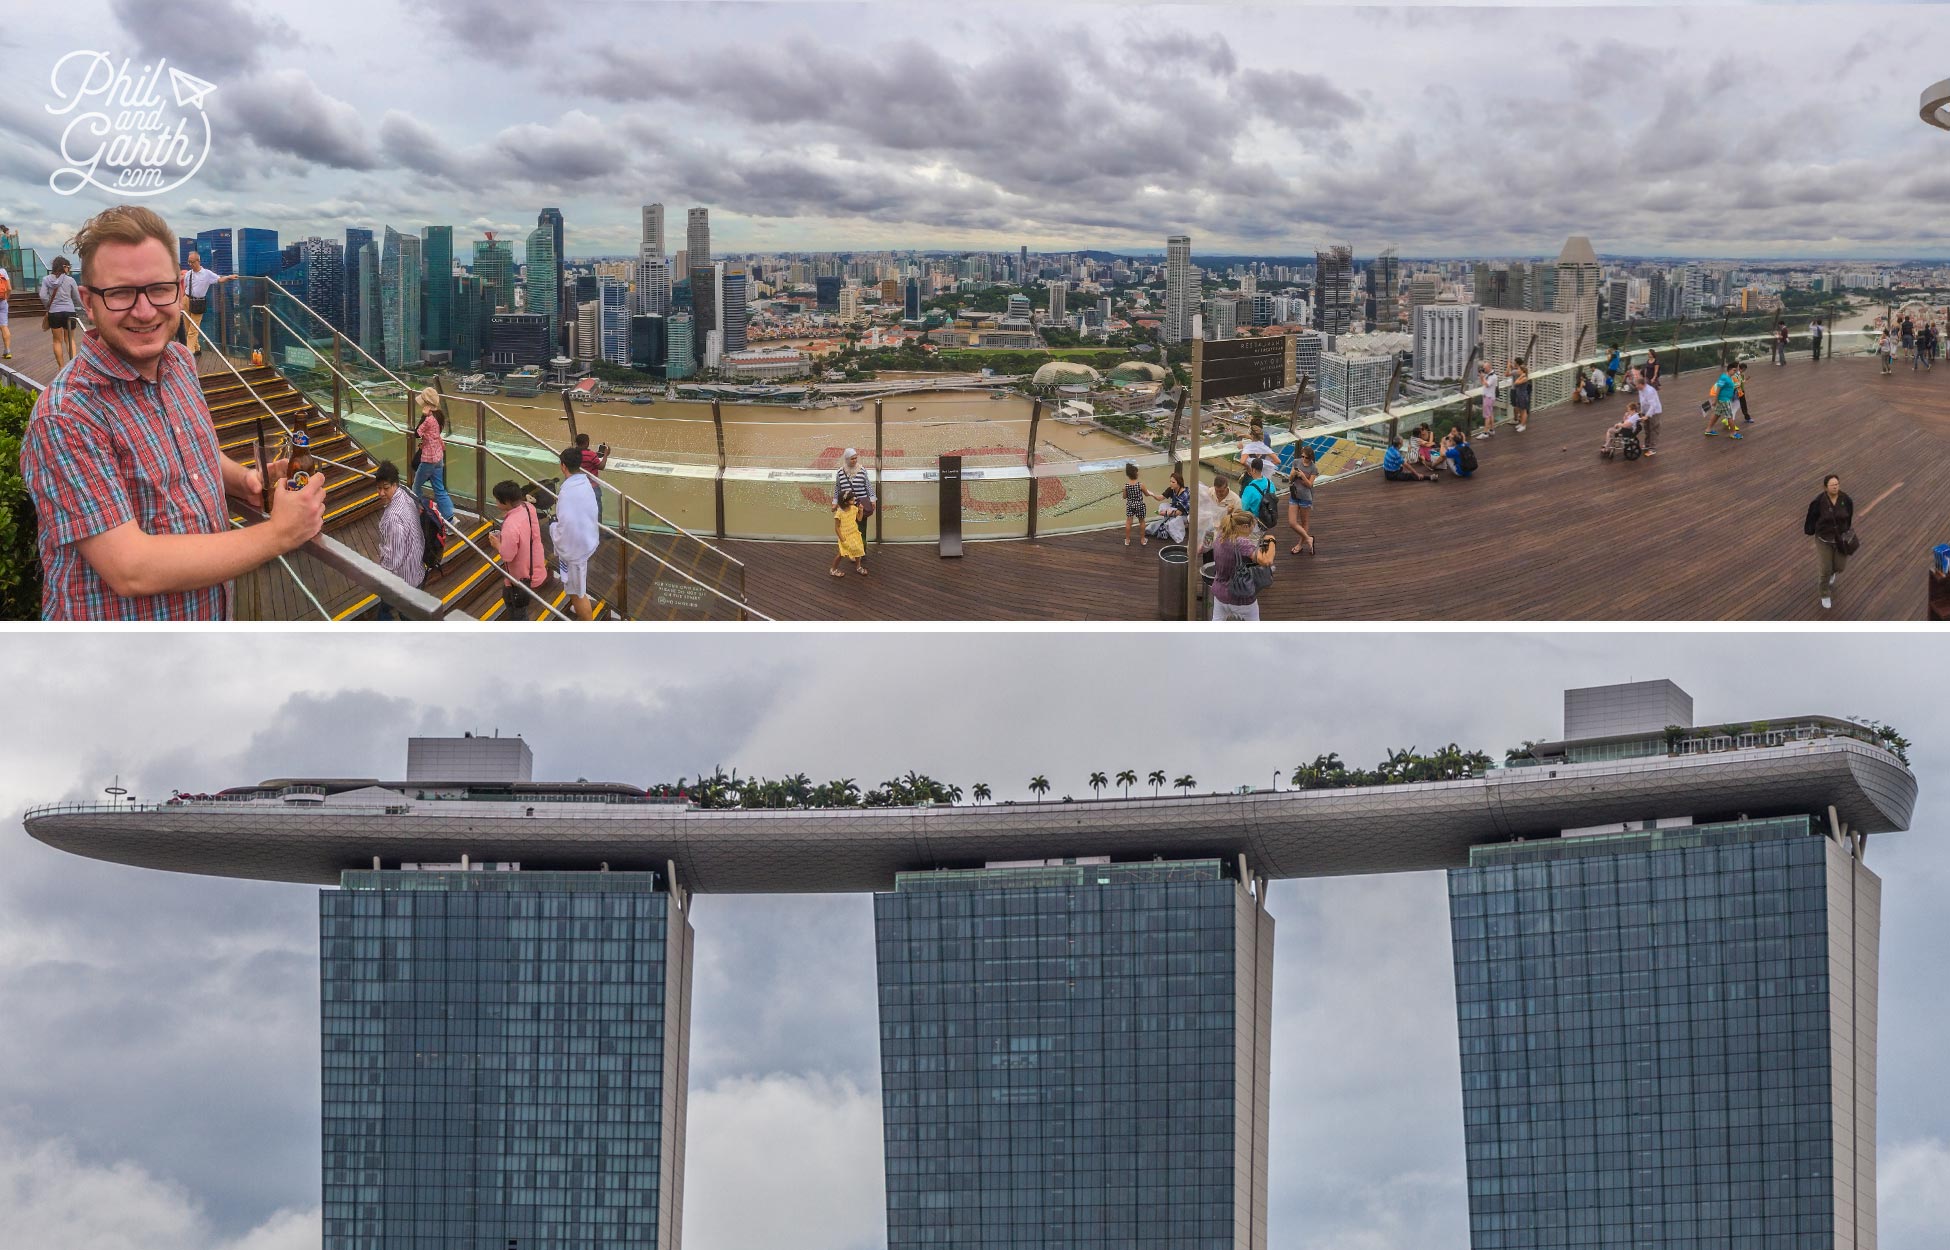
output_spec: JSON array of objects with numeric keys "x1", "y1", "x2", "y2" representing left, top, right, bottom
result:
[{"x1": 204, "y1": 278, "x2": 1878, "y2": 546}]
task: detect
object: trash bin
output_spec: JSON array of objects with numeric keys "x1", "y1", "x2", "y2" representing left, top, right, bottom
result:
[{"x1": 1156, "y1": 545, "x2": 1188, "y2": 620}]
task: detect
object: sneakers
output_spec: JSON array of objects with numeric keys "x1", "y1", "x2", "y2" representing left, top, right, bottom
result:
[
  {"x1": 1704, "y1": 429, "x2": 1718, "y2": 437},
  {"x1": 1820, "y1": 596, "x2": 1833, "y2": 610},
  {"x1": 1730, "y1": 431, "x2": 1743, "y2": 440}
]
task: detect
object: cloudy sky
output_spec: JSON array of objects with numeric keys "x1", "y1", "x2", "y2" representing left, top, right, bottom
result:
[
  {"x1": 0, "y1": 631, "x2": 1946, "y2": 1250},
  {"x1": 3, "y1": 2, "x2": 1950, "y2": 265}
]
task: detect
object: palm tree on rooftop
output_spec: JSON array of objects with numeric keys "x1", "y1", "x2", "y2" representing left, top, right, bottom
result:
[
  {"x1": 1088, "y1": 771, "x2": 1108, "y2": 799},
  {"x1": 973, "y1": 782, "x2": 992, "y2": 805},
  {"x1": 1173, "y1": 773, "x2": 1196, "y2": 796},
  {"x1": 1148, "y1": 769, "x2": 1166, "y2": 797},
  {"x1": 1116, "y1": 769, "x2": 1137, "y2": 798},
  {"x1": 1029, "y1": 774, "x2": 1051, "y2": 800}
]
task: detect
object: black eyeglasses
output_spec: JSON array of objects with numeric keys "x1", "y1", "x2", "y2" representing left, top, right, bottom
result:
[{"x1": 84, "y1": 282, "x2": 181, "y2": 311}]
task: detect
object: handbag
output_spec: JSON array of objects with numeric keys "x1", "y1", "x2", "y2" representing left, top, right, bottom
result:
[
  {"x1": 1836, "y1": 528, "x2": 1860, "y2": 557},
  {"x1": 855, "y1": 497, "x2": 876, "y2": 522}
]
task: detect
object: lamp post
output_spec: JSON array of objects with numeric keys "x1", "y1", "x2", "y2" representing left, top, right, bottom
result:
[{"x1": 1272, "y1": 770, "x2": 1282, "y2": 793}]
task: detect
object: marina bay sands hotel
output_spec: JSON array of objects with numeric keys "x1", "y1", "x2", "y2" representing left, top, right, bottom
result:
[{"x1": 26, "y1": 681, "x2": 1916, "y2": 1250}]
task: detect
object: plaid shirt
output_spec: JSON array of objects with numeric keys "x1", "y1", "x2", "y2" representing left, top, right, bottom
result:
[{"x1": 20, "y1": 330, "x2": 231, "y2": 620}]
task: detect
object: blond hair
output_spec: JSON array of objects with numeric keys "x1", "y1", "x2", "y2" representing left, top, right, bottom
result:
[
  {"x1": 67, "y1": 204, "x2": 176, "y2": 273},
  {"x1": 418, "y1": 386, "x2": 442, "y2": 411},
  {"x1": 1219, "y1": 507, "x2": 1255, "y2": 541}
]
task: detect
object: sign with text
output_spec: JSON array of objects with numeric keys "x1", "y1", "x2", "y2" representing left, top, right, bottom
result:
[{"x1": 1196, "y1": 336, "x2": 1289, "y2": 400}]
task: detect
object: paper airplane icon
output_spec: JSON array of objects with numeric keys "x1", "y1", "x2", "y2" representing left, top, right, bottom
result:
[{"x1": 168, "y1": 67, "x2": 217, "y2": 110}]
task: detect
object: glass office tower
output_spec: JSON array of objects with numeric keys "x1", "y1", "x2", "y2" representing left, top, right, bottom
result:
[
  {"x1": 875, "y1": 858, "x2": 1273, "y2": 1250},
  {"x1": 321, "y1": 869, "x2": 694, "y2": 1250},
  {"x1": 1449, "y1": 817, "x2": 1879, "y2": 1250}
]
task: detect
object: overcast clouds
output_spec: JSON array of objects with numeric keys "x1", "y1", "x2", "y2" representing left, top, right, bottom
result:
[
  {"x1": 3, "y1": 3, "x2": 1950, "y2": 263},
  {"x1": 0, "y1": 632, "x2": 1946, "y2": 1250}
]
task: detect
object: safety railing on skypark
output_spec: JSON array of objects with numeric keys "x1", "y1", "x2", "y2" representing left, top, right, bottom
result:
[
  {"x1": 198, "y1": 277, "x2": 1879, "y2": 548},
  {"x1": 205, "y1": 277, "x2": 763, "y2": 620},
  {"x1": 1, "y1": 243, "x2": 49, "y2": 291}
]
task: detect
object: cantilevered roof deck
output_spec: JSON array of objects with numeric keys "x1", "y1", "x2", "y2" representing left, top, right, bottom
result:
[{"x1": 25, "y1": 736, "x2": 1915, "y2": 891}]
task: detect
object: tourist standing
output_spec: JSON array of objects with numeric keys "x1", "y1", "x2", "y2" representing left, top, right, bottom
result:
[
  {"x1": 574, "y1": 431, "x2": 609, "y2": 476},
  {"x1": 1197, "y1": 473, "x2": 1235, "y2": 554},
  {"x1": 1119, "y1": 462, "x2": 1163, "y2": 547},
  {"x1": 831, "y1": 487, "x2": 867, "y2": 577},
  {"x1": 1508, "y1": 359, "x2": 1533, "y2": 432},
  {"x1": 834, "y1": 447, "x2": 875, "y2": 537},
  {"x1": 19, "y1": 205, "x2": 324, "y2": 619},
  {"x1": 1900, "y1": 319, "x2": 1915, "y2": 367},
  {"x1": 552, "y1": 446, "x2": 603, "y2": 620},
  {"x1": 1637, "y1": 376, "x2": 1662, "y2": 455},
  {"x1": 1810, "y1": 319, "x2": 1824, "y2": 361},
  {"x1": 0, "y1": 259, "x2": 12, "y2": 360},
  {"x1": 178, "y1": 250, "x2": 230, "y2": 358},
  {"x1": 1239, "y1": 455, "x2": 1282, "y2": 527},
  {"x1": 1878, "y1": 330, "x2": 1896, "y2": 374},
  {"x1": 1287, "y1": 441, "x2": 1317, "y2": 555},
  {"x1": 1209, "y1": 507, "x2": 1273, "y2": 622},
  {"x1": 1733, "y1": 363, "x2": 1754, "y2": 424},
  {"x1": 1604, "y1": 344, "x2": 1621, "y2": 394},
  {"x1": 1478, "y1": 362, "x2": 1499, "y2": 436},
  {"x1": 1772, "y1": 320, "x2": 1789, "y2": 366},
  {"x1": 411, "y1": 387, "x2": 454, "y2": 522},
  {"x1": 372, "y1": 459, "x2": 425, "y2": 621},
  {"x1": 40, "y1": 256, "x2": 82, "y2": 370},
  {"x1": 1641, "y1": 349, "x2": 1662, "y2": 389},
  {"x1": 489, "y1": 479, "x2": 547, "y2": 617},
  {"x1": 1803, "y1": 473, "x2": 1855, "y2": 611}
]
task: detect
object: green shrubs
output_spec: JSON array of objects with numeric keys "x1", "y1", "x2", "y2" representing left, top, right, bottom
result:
[{"x1": 0, "y1": 386, "x2": 40, "y2": 620}]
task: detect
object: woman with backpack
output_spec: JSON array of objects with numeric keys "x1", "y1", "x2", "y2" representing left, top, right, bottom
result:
[
  {"x1": 1209, "y1": 507, "x2": 1274, "y2": 622},
  {"x1": 1803, "y1": 473, "x2": 1856, "y2": 612}
]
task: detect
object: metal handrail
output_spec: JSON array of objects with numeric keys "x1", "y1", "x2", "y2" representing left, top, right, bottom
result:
[
  {"x1": 252, "y1": 297, "x2": 765, "y2": 619},
  {"x1": 203, "y1": 345, "x2": 520, "y2": 619},
  {"x1": 255, "y1": 275, "x2": 752, "y2": 572}
]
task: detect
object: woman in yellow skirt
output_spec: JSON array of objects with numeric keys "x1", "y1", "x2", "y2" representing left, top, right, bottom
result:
[{"x1": 830, "y1": 488, "x2": 867, "y2": 577}]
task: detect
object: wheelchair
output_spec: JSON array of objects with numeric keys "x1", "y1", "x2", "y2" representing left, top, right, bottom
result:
[{"x1": 1599, "y1": 423, "x2": 1644, "y2": 461}]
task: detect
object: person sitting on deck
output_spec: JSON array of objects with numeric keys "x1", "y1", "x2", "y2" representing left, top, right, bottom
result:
[
  {"x1": 1383, "y1": 436, "x2": 1434, "y2": 482},
  {"x1": 1442, "y1": 428, "x2": 1477, "y2": 478}
]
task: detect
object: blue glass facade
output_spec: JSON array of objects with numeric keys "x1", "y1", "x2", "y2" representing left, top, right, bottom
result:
[
  {"x1": 1449, "y1": 818, "x2": 1878, "y2": 1250},
  {"x1": 321, "y1": 870, "x2": 692, "y2": 1250},
  {"x1": 343, "y1": 228, "x2": 374, "y2": 338},
  {"x1": 239, "y1": 227, "x2": 280, "y2": 277},
  {"x1": 875, "y1": 859, "x2": 1273, "y2": 1250},
  {"x1": 195, "y1": 227, "x2": 233, "y2": 275}
]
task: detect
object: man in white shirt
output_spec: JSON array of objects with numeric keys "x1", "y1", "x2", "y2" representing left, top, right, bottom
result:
[
  {"x1": 551, "y1": 446, "x2": 603, "y2": 621},
  {"x1": 179, "y1": 250, "x2": 231, "y2": 357},
  {"x1": 1636, "y1": 376, "x2": 1662, "y2": 456}
]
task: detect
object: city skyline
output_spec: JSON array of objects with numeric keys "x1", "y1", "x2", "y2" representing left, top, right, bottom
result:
[
  {"x1": 5, "y1": 4, "x2": 1950, "y2": 263},
  {"x1": 2, "y1": 635, "x2": 1946, "y2": 1250}
]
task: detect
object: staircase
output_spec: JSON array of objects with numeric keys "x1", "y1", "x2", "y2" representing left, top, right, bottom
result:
[{"x1": 199, "y1": 361, "x2": 609, "y2": 621}]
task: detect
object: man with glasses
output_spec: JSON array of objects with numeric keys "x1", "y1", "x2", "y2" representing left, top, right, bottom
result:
[{"x1": 19, "y1": 205, "x2": 325, "y2": 619}]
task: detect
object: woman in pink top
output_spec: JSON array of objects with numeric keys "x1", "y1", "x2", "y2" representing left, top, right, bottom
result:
[
  {"x1": 488, "y1": 480, "x2": 548, "y2": 615},
  {"x1": 411, "y1": 386, "x2": 454, "y2": 521}
]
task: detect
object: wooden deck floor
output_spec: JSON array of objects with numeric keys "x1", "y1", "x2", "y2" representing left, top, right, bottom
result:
[
  {"x1": 10, "y1": 323, "x2": 1944, "y2": 621},
  {"x1": 721, "y1": 352, "x2": 1948, "y2": 621}
]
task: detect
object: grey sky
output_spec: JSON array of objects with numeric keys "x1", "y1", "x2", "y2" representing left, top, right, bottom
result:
[
  {"x1": 3, "y1": 3, "x2": 1950, "y2": 264},
  {"x1": 0, "y1": 632, "x2": 1946, "y2": 1250}
]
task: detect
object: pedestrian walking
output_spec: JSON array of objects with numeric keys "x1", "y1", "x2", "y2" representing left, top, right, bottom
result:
[
  {"x1": 1702, "y1": 366, "x2": 1741, "y2": 439},
  {"x1": 40, "y1": 256, "x2": 82, "y2": 369},
  {"x1": 1803, "y1": 473, "x2": 1856, "y2": 611},
  {"x1": 1733, "y1": 363, "x2": 1754, "y2": 424},
  {"x1": 488, "y1": 479, "x2": 548, "y2": 616},
  {"x1": 551, "y1": 446, "x2": 603, "y2": 620},
  {"x1": 411, "y1": 387, "x2": 454, "y2": 522},
  {"x1": 831, "y1": 487, "x2": 867, "y2": 577},
  {"x1": 371, "y1": 459, "x2": 425, "y2": 621},
  {"x1": 834, "y1": 447, "x2": 876, "y2": 537},
  {"x1": 1878, "y1": 331, "x2": 1896, "y2": 374}
]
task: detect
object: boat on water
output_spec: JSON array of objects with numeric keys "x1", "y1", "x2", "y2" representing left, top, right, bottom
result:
[
  {"x1": 626, "y1": 396, "x2": 657, "y2": 405},
  {"x1": 906, "y1": 405, "x2": 917, "y2": 411},
  {"x1": 849, "y1": 402, "x2": 864, "y2": 412}
]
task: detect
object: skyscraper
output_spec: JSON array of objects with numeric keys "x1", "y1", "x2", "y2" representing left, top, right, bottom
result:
[
  {"x1": 420, "y1": 225, "x2": 454, "y2": 356},
  {"x1": 630, "y1": 312, "x2": 668, "y2": 373},
  {"x1": 720, "y1": 267, "x2": 748, "y2": 352},
  {"x1": 1367, "y1": 246, "x2": 1400, "y2": 328},
  {"x1": 1314, "y1": 245, "x2": 1356, "y2": 336},
  {"x1": 356, "y1": 240, "x2": 382, "y2": 361},
  {"x1": 876, "y1": 859, "x2": 1272, "y2": 1250},
  {"x1": 473, "y1": 235, "x2": 516, "y2": 314},
  {"x1": 665, "y1": 313, "x2": 696, "y2": 379},
  {"x1": 195, "y1": 227, "x2": 234, "y2": 275},
  {"x1": 688, "y1": 268, "x2": 716, "y2": 366},
  {"x1": 452, "y1": 273, "x2": 487, "y2": 371},
  {"x1": 322, "y1": 868, "x2": 692, "y2": 1250},
  {"x1": 379, "y1": 227, "x2": 422, "y2": 368},
  {"x1": 635, "y1": 252, "x2": 671, "y2": 317},
  {"x1": 341, "y1": 228, "x2": 373, "y2": 338},
  {"x1": 903, "y1": 272, "x2": 922, "y2": 321},
  {"x1": 525, "y1": 225, "x2": 559, "y2": 350},
  {"x1": 642, "y1": 203, "x2": 665, "y2": 258},
  {"x1": 1047, "y1": 280, "x2": 1067, "y2": 324},
  {"x1": 238, "y1": 227, "x2": 279, "y2": 277},
  {"x1": 599, "y1": 277, "x2": 631, "y2": 364},
  {"x1": 815, "y1": 275, "x2": 842, "y2": 312},
  {"x1": 1164, "y1": 235, "x2": 1193, "y2": 344},
  {"x1": 686, "y1": 208, "x2": 710, "y2": 272},
  {"x1": 1480, "y1": 307, "x2": 1575, "y2": 407},
  {"x1": 1412, "y1": 300, "x2": 1480, "y2": 383},
  {"x1": 538, "y1": 207, "x2": 565, "y2": 345},
  {"x1": 1553, "y1": 235, "x2": 1601, "y2": 357},
  {"x1": 296, "y1": 237, "x2": 343, "y2": 332}
]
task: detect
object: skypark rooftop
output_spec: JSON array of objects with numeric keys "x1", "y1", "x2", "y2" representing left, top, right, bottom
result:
[{"x1": 25, "y1": 730, "x2": 1914, "y2": 892}]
